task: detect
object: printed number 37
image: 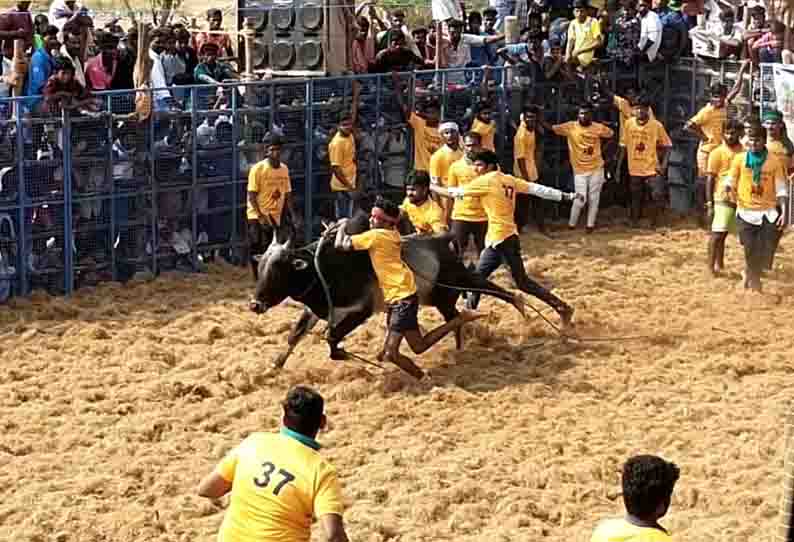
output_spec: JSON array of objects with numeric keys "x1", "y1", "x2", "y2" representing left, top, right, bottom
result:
[
  {"x1": 502, "y1": 185, "x2": 515, "y2": 199},
  {"x1": 254, "y1": 461, "x2": 296, "y2": 495}
]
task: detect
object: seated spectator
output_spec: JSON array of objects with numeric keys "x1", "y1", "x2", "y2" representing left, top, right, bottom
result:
[
  {"x1": 25, "y1": 25, "x2": 59, "y2": 112},
  {"x1": 85, "y1": 30, "x2": 118, "y2": 91},
  {"x1": 193, "y1": 8, "x2": 233, "y2": 58},
  {"x1": 590, "y1": 455, "x2": 680, "y2": 542},
  {"x1": 33, "y1": 13, "x2": 48, "y2": 49},
  {"x1": 565, "y1": 0, "x2": 602, "y2": 71},
  {"x1": 638, "y1": 0, "x2": 663, "y2": 62},
  {"x1": 371, "y1": 30, "x2": 427, "y2": 73},
  {"x1": 194, "y1": 42, "x2": 237, "y2": 84},
  {"x1": 0, "y1": 1, "x2": 34, "y2": 54},
  {"x1": 175, "y1": 28, "x2": 198, "y2": 78},
  {"x1": 41, "y1": 57, "x2": 96, "y2": 114},
  {"x1": 544, "y1": 38, "x2": 576, "y2": 81},
  {"x1": 654, "y1": 0, "x2": 688, "y2": 60},
  {"x1": 751, "y1": 20, "x2": 785, "y2": 64},
  {"x1": 59, "y1": 30, "x2": 85, "y2": 87},
  {"x1": 742, "y1": 5, "x2": 767, "y2": 59},
  {"x1": 690, "y1": 8, "x2": 742, "y2": 59},
  {"x1": 609, "y1": 0, "x2": 641, "y2": 67}
]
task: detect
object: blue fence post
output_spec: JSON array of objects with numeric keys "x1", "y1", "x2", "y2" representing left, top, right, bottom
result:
[
  {"x1": 63, "y1": 109, "x2": 74, "y2": 295},
  {"x1": 191, "y1": 86, "x2": 199, "y2": 269},
  {"x1": 230, "y1": 84, "x2": 240, "y2": 257},
  {"x1": 304, "y1": 79, "x2": 314, "y2": 242},
  {"x1": 14, "y1": 101, "x2": 27, "y2": 295},
  {"x1": 107, "y1": 94, "x2": 117, "y2": 281},
  {"x1": 149, "y1": 89, "x2": 158, "y2": 276}
]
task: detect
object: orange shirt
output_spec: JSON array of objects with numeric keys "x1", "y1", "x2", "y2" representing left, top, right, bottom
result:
[
  {"x1": 624, "y1": 118, "x2": 672, "y2": 177},
  {"x1": 552, "y1": 121, "x2": 614, "y2": 175}
]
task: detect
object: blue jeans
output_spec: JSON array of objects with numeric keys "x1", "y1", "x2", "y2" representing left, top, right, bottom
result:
[
  {"x1": 467, "y1": 235, "x2": 569, "y2": 314},
  {"x1": 334, "y1": 192, "x2": 355, "y2": 219}
]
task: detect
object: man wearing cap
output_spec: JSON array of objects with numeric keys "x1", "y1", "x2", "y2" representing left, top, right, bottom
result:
[
  {"x1": 198, "y1": 385, "x2": 350, "y2": 542},
  {"x1": 335, "y1": 196, "x2": 481, "y2": 379}
]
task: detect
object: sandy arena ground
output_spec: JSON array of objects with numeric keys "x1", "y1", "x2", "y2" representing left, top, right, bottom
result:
[{"x1": 1, "y1": 219, "x2": 793, "y2": 542}]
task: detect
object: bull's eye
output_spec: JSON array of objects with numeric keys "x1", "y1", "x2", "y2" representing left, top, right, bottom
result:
[{"x1": 293, "y1": 259, "x2": 309, "y2": 271}]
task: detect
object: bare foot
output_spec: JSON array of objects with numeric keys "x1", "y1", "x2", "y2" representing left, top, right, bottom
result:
[{"x1": 559, "y1": 305, "x2": 575, "y2": 333}]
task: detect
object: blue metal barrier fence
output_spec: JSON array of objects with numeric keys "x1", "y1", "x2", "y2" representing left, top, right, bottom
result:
[{"x1": 0, "y1": 59, "x2": 765, "y2": 299}]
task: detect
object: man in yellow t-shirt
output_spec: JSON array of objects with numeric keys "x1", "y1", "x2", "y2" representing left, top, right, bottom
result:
[
  {"x1": 565, "y1": 0, "x2": 602, "y2": 69},
  {"x1": 623, "y1": 96, "x2": 672, "y2": 227},
  {"x1": 431, "y1": 150, "x2": 578, "y2": 329},
  {"x1": 429, "y1": 122, "x2": 463, "y2": 218},
  {"x1": 447, "y1": 131, "x2": 487, "y2": 260},
  {"x1": 400, "y1": 171, "x2": 447, "y2": 234},
  {"x1": 724, "y1": 123, "x2": 788, "y2": 291},
  {"x1": 705, "y1": 119, "x2": 744, "y2": 275},
  {"x1": 246, "y1": 136, "x2": 295, "y2": 280},
  {"x1": 392, "y1": 72, "x2": 442, "y2": 172},
  {"x1": 684, "y1": 75, "x2": 744, "y2": 226},
  {"x1": 335, "y1": 197, "x2": 480, "y2": 379},
  {"x1": 198, "y1": 386, "x2": 350, "y2": 542},
  {"x1": 329, "y1": 114, "x2": 357, "y2": 219},
  {"x1": 513, "y1": 105, "x2": 549, "y2": 236},
  {"x1": 590, "y1": 455, "x2": 679, "y2": 542},
  {"x1": 471, "y1": 103, "x2": 496, "y2": 152},
  {"x1": 762, "y1": 109, "x2": 792, "y2": 271},
  {"x1": 552, "y1": 103, "x2": 614, "y2": 232}
]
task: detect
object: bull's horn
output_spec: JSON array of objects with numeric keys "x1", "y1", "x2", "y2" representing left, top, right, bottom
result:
[
  {"x1": 283, "y1": 237, "x2": 292, "y2": 250},
  {"x1": 268, "y1": 231, "x2": 279, "y2": 251}
]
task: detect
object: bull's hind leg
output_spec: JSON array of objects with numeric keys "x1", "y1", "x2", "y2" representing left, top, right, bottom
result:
[
  {"x1": 272, "y1": 309, "x2": 319, "y2": 369},
  {"x1": 326, "y1": 307, "x2": 374, "y2": 360},
  {"x1": 432, "y1": 288, "x2": 463, "y2": 350}
]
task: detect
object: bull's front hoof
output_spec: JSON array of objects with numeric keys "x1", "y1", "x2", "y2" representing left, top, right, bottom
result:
[
  {"x1": 249, "y1": 299, "x2": 265, "y2": 314},
  {"x1": 330, "y1": 348, "x2": 349, "y2": 361},
  {"x1": 272, "y1": 354, "x2": 288, "y2": 370}
]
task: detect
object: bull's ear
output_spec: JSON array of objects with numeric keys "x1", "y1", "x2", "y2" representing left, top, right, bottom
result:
[
  {"x1": 253, "y1": 254, "x2": 265, "y2": 263},
  {"x1": 293, "y1": 259, "x2": 308, "y2": 271}
]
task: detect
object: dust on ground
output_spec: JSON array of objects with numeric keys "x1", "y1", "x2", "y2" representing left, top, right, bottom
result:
[{"x1": 1, "y1": 220, "x2": 793, "y2": 542}]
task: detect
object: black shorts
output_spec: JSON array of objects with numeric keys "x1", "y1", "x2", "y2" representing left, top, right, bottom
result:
[
  {"x1": 386, "y1": 294, "x2": 419, "y2": 333},
  {"x1": 248, "y1": 220, "x2": 275, "y2": 255},
  {"x1": 451, "y1": 220, "x2": 487, "y2": 255}
]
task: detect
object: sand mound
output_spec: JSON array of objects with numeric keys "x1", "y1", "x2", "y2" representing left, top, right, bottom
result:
[{"x1": 1, "y1": 222, "x2": 792, "y2": 542}]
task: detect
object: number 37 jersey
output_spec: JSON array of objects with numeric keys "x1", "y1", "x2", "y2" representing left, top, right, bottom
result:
[
  {"x1": 464, "y1": 171, "x2": 564, "y2": 246},
  {"x1": 215, "y1": 429, "x2": 345, "y2": 542}
]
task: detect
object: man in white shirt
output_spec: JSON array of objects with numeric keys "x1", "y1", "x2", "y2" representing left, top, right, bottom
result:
[
  {"x1": 59, "y1": 30, "x2": 85, "y2": 87},
  {"x1": 638, "y1": 0, "x2": 663, "y2": 61},
  {"x1": 439, "y1": 19, "x2": 504, "y2": 84}
]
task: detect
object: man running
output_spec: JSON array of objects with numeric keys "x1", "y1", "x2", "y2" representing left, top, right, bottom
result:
[
  {"x1": 198, "y1": 385, "x2": 350, "y2": 542},
  {"x1": 431, "y1": 150, "x2": 579, "y2": 329},
  {"x1": 335, "y1": 197, "x2": 481, "y2": 379}
]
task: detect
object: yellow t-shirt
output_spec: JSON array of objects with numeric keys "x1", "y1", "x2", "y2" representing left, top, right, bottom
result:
[
  {"x1": 513, "y1": 124, "x2": 538, "y2": 181},
  {"x1": 624, "y1": 118, "x2": 672, "y2": 177},
  {"x1": 246, "y1": 160, "x2": 292, "y2": 223},
  {"x1": 590, "y1": 518, "x2": 671, "y2": 542},
  {"x1": 688, "y1": 104, "x2": 727, "y2": 154},
  {"x1": 706, "y1": 143, "x2": 742, "y2": 203},
  {"x1": 328, "y1": 132, "x2": 356, "y2": 192},
  {"x1": 400, "y1": 197, "x2": 446, "y2": 234},
  {"x1": 552, "y1": 121, "x2": 614, "y2": 175},
  {"x1": 447, "y1": 157, "x2": 487, "y2": 222},
  {"x1": 472, "y1": 118, "x2": 496, "y2": 151},
  {"x1": 568, "y1": 17, "x2": 601, "y2": 67},
  {"x1": 409, "y1": 113, "x2": 443, "y2": 172},
  {"x1": 614, "y1": 95, "x2": 656, "y2": 146},
  {"x1": 767, "y1": 139, "x2": 793, "y2": 173},
  {"x1": 727, "y1": 151, "x2": 787, "y2": 211},
  {"x1": 463, "y1": 171, "x2": 536, "y2": 246},
  {"x1": 351, "y1": 228, "x2": 417, "y2": 303},
  {"x1": 215, "y1": 430, "x2": 345, "y2": 542},
  {"x1": 429, "y1": 144, "x2": 464, "y2": 186}
]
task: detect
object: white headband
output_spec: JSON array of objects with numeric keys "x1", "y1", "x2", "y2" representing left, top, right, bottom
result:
[{"x1": 439, "y1": 122, "x2": 459, "y2": 133}]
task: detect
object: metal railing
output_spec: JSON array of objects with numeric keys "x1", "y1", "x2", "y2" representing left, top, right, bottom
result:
[{"x1": 0, "y1": 58, "x2": 770, "y2": 299}]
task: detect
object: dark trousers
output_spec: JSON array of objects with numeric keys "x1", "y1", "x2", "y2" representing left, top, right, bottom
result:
[
  {"x1": 737, "y1": 215, "x2": 779, "y2": 286},
  {"x1": 468, "y1": 235, "x2": 569, "y2": 313},
  {"x1": 247, "y1": 220, "x2": 275, "y2": 280},
  {"x1": 451, "y1": 219, "x2": 487, "y2": 258}
]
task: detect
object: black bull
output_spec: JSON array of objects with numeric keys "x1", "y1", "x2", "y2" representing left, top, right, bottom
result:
[{"x1": 249, "y1": 213, "x2": 525, "y2": 369}]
